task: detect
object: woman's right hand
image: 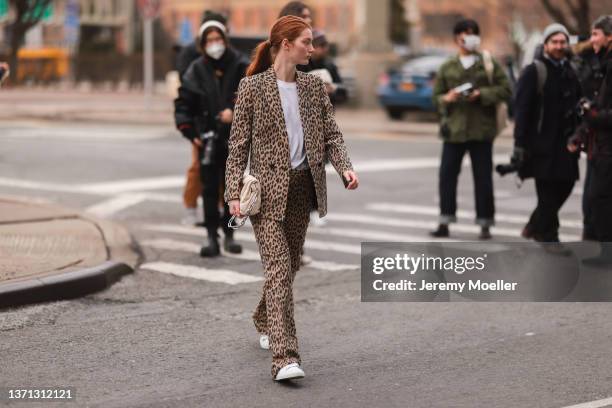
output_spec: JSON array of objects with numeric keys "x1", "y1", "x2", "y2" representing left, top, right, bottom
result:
[{"x1": 229, "y1": 200, "x2": 241, "y2": 216}]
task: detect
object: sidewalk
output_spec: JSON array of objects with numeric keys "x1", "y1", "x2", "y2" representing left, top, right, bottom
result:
[{"x1": 0, "y1": 196, "x2": 139, "y2": 309}]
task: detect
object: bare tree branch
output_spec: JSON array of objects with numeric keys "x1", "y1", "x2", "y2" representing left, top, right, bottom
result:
[
  {"x1": 540, "y1": 0, "x2": 579, "y2": 33},
  {"x1": 562, "y1": 0, "x2": 579, "y2": 17},
  {"x1": 540, "y1": 0, "x2": 592, "y2": 35}
]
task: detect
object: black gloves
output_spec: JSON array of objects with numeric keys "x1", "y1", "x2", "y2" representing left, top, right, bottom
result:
[{"x1": 178, "y1": 124, "x2": 198, "y2": 143}]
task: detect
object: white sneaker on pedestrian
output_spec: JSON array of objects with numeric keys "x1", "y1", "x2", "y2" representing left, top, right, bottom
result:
[
  {"x1": 274, "y1": 363, "x2": 305, "y2": 381},
  {"x1": 310, "y1": 211, "x2": 327, "y2": 227},
  {"x1": 300, "y1": 254, "x2": 312, "y2": 266},
  {"x1": 181, "y1": 208, "x2": 198, "y2": 225},
  {"x1": 259, "y1": 334, "x2": 270, "y2": 350}
]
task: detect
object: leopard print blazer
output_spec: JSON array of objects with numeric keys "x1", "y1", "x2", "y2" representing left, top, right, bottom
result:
[{"x1": 224, "y1": 66, "x2": 353, "y2": 221}]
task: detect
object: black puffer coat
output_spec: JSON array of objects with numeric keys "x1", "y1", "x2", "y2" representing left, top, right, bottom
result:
[{"x1": 174, "y1": 47, "x2": 249, "y2": 144}]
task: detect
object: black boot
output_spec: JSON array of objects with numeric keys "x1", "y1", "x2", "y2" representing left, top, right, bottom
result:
[
  {"x1": 224, "y1": 229, "x2": 242, "y2": 254},
  {"x1": 200, "y1": 231, "x2": 220, "y2": 257},
  {"x1": 430, "y1": 224, "x2": 449, "y2": 238},
  {"x1": 479, "y1": 226, "x2": 492, "y2": 240}
]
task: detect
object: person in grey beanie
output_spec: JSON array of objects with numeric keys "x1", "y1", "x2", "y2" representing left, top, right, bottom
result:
[{"x1": 513, "y1": 23, "x2": 582, "y2": 252}]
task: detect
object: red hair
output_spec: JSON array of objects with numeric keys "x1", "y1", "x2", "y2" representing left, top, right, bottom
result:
[{"x1": 246, "y1": 15, "x2": 311, "y2": 77}]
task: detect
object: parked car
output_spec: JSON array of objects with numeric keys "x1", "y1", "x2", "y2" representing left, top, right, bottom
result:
[{"x1": 377, "y1": 54, "x2": 449, "y2": 119}]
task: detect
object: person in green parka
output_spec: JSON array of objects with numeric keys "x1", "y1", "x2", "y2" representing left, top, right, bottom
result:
[{"x1": 431, "y1": 19, "x2": 512, "y2": 240}]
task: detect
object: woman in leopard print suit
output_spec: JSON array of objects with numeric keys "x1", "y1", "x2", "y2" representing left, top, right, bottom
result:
[{"x1": 225, "y1": 15, "x2": 359, "y2": 381}]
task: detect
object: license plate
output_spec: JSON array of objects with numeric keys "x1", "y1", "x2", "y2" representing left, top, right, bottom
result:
[{"x1": 400, "y1": 82, "x2": 415, "y2": 92}]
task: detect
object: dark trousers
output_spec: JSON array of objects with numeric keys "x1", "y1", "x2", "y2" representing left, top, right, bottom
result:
[
  {"x1": 200, "y1": 161, "x2": 231, "y2": 237},
  {"x1": 582, "y1": 160, "x2": 595, "y2": 239},
  {"x1": 527, "y1": 179, "x2": 575, "y2": 241},
  {"x1": 439, "y1": 141, "x2": 495, "y2": 226},
  {"x1": 589, "y1": 156, "x2": 612, "y2": 241}
]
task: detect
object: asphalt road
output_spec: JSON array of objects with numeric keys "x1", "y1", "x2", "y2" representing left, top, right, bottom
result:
[{"x1": 0, "y1": 119, "x2": 609, "y2": 408}]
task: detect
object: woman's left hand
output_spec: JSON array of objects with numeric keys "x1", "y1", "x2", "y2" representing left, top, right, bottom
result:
[
  {"x1": 219, "y1": 108, "x2": 233, "y2": 124},
  {"x1": 343, "y1": 170, "x2": 359, "y2": 190}
]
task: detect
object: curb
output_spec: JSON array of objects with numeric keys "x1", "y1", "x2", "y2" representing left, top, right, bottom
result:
[{"x1": 0, "y1": 261, "x2": 133, "y2": 309}]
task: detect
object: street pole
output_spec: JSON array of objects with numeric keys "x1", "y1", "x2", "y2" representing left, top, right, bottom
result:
[{"x1": 143, "y1": 16, "x2": 154, "y2": 110}]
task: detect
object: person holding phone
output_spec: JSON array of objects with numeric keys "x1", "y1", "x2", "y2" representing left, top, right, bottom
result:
[
  {"x1": 224, "y1": 15, "x2": 358, "y2": 381},
  {"x1": 431, "y1": 19, "x2": 511, "y2": 240}
]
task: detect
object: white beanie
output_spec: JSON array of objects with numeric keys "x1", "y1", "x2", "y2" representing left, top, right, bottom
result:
[
  {"x1": 542, "y1": 23, "x2": 570, "y2": 43},
  {"x1": 198, "y1": 20, "x2": 227, "y2": 42}
]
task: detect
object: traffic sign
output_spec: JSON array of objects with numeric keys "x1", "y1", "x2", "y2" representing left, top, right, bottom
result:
[{"x1": 138, "y1": 0, "x2": 161, "y2": 19}]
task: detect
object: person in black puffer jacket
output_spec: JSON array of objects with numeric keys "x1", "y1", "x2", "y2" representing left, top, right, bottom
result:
[{"x1": 174, "y1": 20, "x2": 249, "y2": 257}]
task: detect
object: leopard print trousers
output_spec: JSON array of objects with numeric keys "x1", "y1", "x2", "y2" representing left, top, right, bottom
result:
[{"x1": 250, "y1": 168, "x2": 315, "y2": 378}]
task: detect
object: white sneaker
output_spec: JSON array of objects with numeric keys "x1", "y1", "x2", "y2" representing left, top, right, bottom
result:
[
  {"x1": 310, "y1": 211, "x2": 327, "y2": 227},
  {"x1": 181, "y1": 208, "x2": 198, "y2": 225},
  {"x1": 274, "y1": 363, "x2": 305, "y2": 381},
  {"x1": 259, "y1": 334, "x2": 270, "y2": 350},
  {"x1": 300, "y1": 254, "x2": 313, "y2": 266}
]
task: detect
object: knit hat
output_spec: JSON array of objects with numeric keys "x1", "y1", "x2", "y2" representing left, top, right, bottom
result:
[{"x1": 542, "y1": 23, "x2": 570, "y2": 43}]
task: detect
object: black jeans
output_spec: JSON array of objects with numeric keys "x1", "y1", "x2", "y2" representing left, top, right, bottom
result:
[
  {"x1": 438, "y1": 141, "x2": 495, "y2": 226},
  {"x1": 589, "y1": 156, "x2": 612, "y2": 241},
  {"x1": 200, "y1": 159, "x2": 231, "y2": 237},
  {"x1": 527, "y1": 179, "x2": 575, "y2": 242}
]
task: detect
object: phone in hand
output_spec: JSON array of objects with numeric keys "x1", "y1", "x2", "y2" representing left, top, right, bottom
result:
[{"x1": 342, "y1": 174, "x2": 350, "y2": 188}]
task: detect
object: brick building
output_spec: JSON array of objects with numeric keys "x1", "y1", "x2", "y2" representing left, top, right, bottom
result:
[{"x1": 158, "y1": 0, "x2": 610, "y2": 57}]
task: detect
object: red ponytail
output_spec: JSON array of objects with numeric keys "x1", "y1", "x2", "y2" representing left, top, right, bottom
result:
[{"x1": 246, "y1": 15, "x2": 310, "y2": 77}]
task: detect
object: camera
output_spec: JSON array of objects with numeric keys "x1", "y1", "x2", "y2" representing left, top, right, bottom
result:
[
  {"x1": 495, "y1": 162, "x2": 519, "y2": 176},
  {"x1": 453, "y1": 82, "x2": 475, "y2": 98},
  {"x1": 495, "y1": 147, "x2": 525, "y2": 177},
  {"x1": 200, "y1": 130, "x2": 219, "y2": 166},
  {"x1": 577, "y1": 97, "x2": 594, "y2": 117}
]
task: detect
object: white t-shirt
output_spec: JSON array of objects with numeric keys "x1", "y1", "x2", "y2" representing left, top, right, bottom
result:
[
  {"x1": 277, "y1": 79, "x2": 307, "y2": 169},
  {"x1": 459, "y1": 55, "x2": 477, "y2": 70}
]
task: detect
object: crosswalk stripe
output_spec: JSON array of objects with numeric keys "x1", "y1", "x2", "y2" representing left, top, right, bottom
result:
[
  {"x1": 323, "y1": 213, "x2": 581, "y2": 241},
  {"x1": 341, "y1": 154, "x2": 509, "y2": 173},
  {"x1": 141, "y1": 224, "x2": 363, "y2": 254},
  {"x1": 560, "y1": 397, "x2": 612, "y2": 408},
  {"x1": 366, "y1": 202, "x2": 583, "y2": 229},
  {"x1": 85, "y1": 194, "x2": 147, "y2": 218},
  {"x1": 0, "y1": 155, "x2": 520, "y2": 197},
  {"x1": 140, "y1": 238, "x2": 359, "y2": 271},
  {"x1": 140, "y1": 261, "x2": 263, "y2": 285},
  {"x1": 79, "y1": 176, "x2": 186, "y2": 195}
]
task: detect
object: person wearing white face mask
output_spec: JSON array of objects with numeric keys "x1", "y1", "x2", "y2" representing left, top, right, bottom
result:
[
  {"x1": 431, "y1": 19, "x2": 512, "y2": 240},
  {"x1": 174, "y1": 20, "x2": 250, "y2": 257}
]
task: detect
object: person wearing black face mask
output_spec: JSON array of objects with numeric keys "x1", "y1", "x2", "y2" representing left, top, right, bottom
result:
[
  {"x1": 174, "y1": 20, "x2": 249, "y2": 257},
  {"x1": 514, "y1": 24, "x2": 582, "y2": 251}
]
